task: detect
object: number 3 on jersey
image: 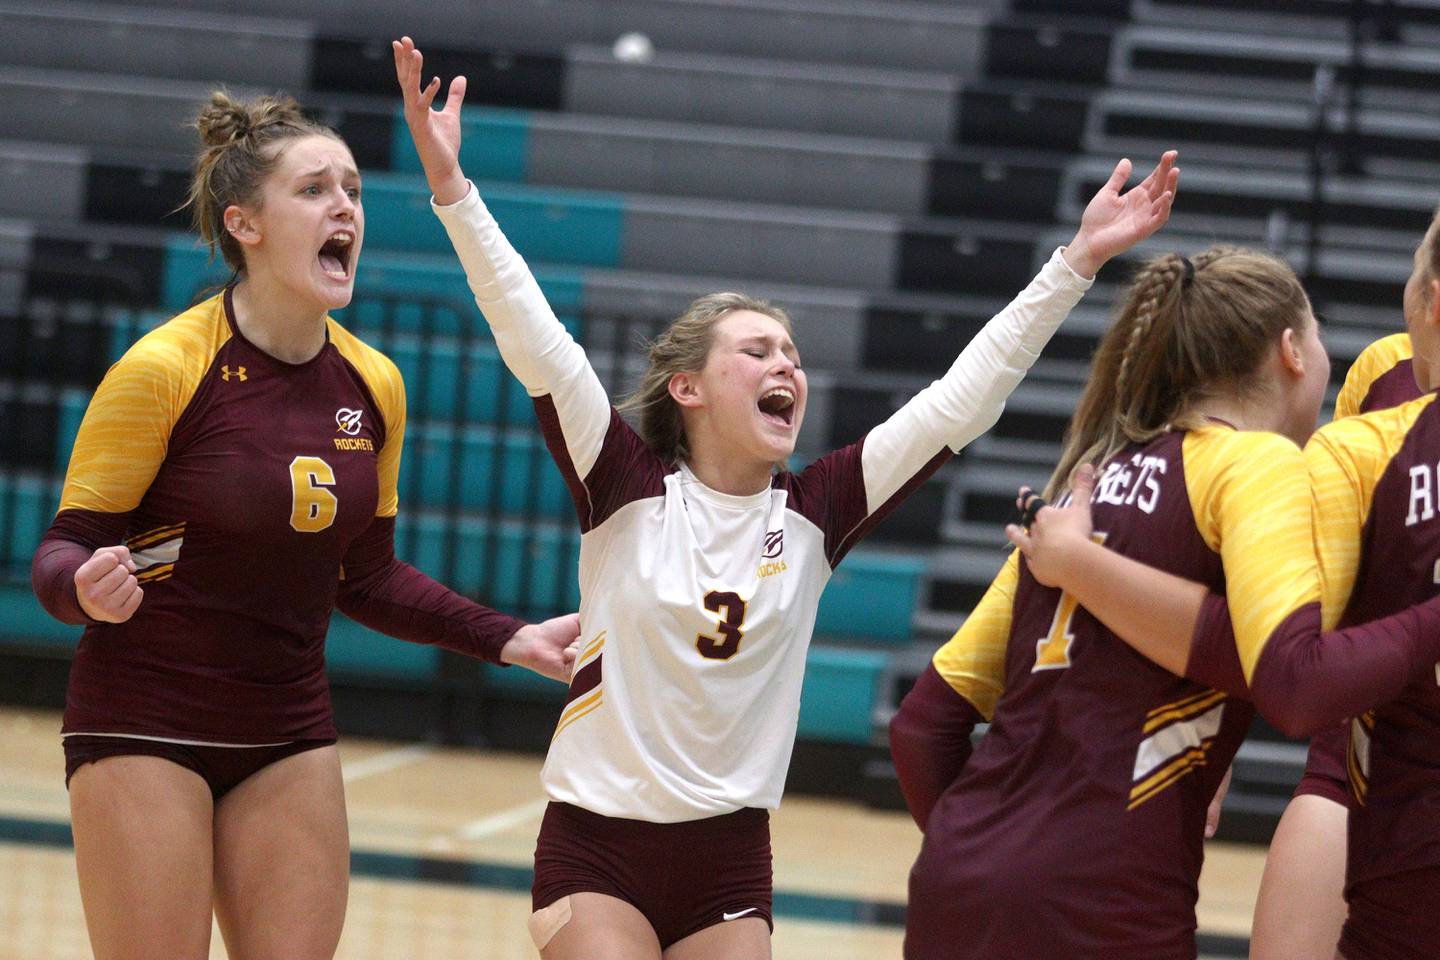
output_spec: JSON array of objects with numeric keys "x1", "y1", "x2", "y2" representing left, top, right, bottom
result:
[
  {"x1": 1032, "y1": 532, "x2": 1107, "y2": 672},
  {"x1": 697, "y1": 590, "x2": 746, "y2": 660},
  {"x1": 289, "y1": 456, "x2": 338, "y2": 533}
]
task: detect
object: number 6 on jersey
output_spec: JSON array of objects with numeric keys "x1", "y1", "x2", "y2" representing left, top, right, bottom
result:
[{"x1": 289, "y1": 456, "x2": 338, "y2": 533}]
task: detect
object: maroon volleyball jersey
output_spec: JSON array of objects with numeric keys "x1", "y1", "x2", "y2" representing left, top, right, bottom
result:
[
  {"x1": 36, "y1": 289, "x2": 519, "y2": 744},
  {"x1": 916, "y1": 428, "x2": 1263, "y2": 958},
  {"x1": 1308, "y1": 392, "x2": 1440, "y2": 958},
  {"x1": 1298, "y1": 332, "x2": 1421, "y2": 807}
]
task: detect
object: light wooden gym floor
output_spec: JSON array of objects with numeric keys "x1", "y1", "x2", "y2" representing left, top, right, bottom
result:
[{"x1": 0, "y1": 707, "x2": 1265, "y2": 959}]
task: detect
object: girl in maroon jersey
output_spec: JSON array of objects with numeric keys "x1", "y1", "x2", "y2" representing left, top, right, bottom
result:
[
  {"x1": 894, "y1": 244, "x2": 1440, "y2": 959},
  {"x1": 1010, "y1": 211, "x2": 1440, "y2": 960},
  {"x1": 30, "y1": 93, "x2": 580, "y2": 960},
  {"x1": 1252, "y1": 332, "x2": 1417, "y2": 960}
]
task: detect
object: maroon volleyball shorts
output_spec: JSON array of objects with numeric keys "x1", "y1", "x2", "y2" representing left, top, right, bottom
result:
[
  {"x1": 63, "y1": 734, "x2": 335, "y2": 801},
  {"x1": 531, "y1": 801, "x2": 773, "y2": 949}
]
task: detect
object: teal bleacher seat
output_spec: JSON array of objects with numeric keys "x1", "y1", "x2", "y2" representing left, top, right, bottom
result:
[
  {"x1": 391, "y1": 108, "x2": 531, "y2": 184},
  {"x1": 1, "y1": 473, "x2": 59, "y2": 574},
  {"x1": 54, "y1": 388, "x2": 89, "y2": 474},
  {"x1": 481, "y1": 657, "x2": 570, "y2": 701},
  {"x1": 0, "y1": 473, "x2": 73, "y2": 649},
  {"x1": 351, "y1": 334, "x2": 539, "y2": 427},
  {"x1": 404, "y1": 425, "x2": 571, "y2": 519},
  {"x1": 394, "y1": 512, "x2": 579, "y2": 615},
  {"x1": 360, "y1": 174, "x2": 625, "y2": 268},
  {"x1": 797, "y1": 645, "x2": 889, "y2": 745},
  {"x1": 325, "y1": 611, "x2": 439, "y2": 681},
  {"x1": 0, "y1": 583, "x2": 81, "y2": 649},
  {"x1": 815, "y1": 551, "x2": 925, "y2": 643}
]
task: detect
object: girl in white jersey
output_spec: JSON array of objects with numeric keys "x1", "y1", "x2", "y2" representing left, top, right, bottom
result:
[{"x1": 394, "y1": 35, "x2": 1179, "y2": 960}]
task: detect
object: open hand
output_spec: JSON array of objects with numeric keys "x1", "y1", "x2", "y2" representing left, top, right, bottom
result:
[
  {"x1": 1005, "y1": 463, "x2": 1099, "y2": 588},
  {"x1": 74, "y1": 545, "x2": 143, "y2": 623},
  {"x1": 393, "y1": 35, "x2": 470, "y2": 206},
  {"x1": 1063, "y1": 151, "x2": 1179, "y2": 278}
]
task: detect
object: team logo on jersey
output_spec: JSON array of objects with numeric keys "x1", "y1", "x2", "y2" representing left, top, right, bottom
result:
[
  {"x1": 221, "y1": 365, "x2": 247, "y2": 382},
  {"x1": 335, "y1": 408, "x2": 364, "y2": 435},
  {"x1": 758, "y1": 530, "x2": 787, "y2": 578}
]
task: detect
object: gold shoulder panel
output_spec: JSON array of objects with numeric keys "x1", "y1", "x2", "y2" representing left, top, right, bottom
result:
[
  {"x1": 59, "y1": 295, "x2": 230, "y2": 515},
  {"x1": 1183, "y1": 427, "x2": 1320, "y2": 680},
  {"x1": 327, "y1": 317, "x2": 406, "y2": 518},
  {"x1": 1334, "y1": 333, "x2": 1413, "y2": 421},
  {"x1": 1307, "y1": 393, "x2": 1435, "y2": 626},
  {"x1": 933, "y1": 550, "x2": 1019, "y2": 721}
]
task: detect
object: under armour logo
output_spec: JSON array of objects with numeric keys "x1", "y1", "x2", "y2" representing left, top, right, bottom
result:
[
  {"x1": 221, "y1": 365, "x2": 247, "y2": 382},
  {"x1": 335, "y1": 408, "x2": 363, "y2": 435},
  {"x1": 762, "y1": 530, "x2": 784, "y2": 559}
]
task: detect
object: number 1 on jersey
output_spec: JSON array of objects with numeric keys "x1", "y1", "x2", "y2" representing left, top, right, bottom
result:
[{"x1": 1032, "y1": 532, "x2": 1106, "y2": 672}]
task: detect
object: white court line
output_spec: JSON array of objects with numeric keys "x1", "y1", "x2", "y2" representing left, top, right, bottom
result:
[
  {"x1": 456, "y1": 798, "x2": 551, "y2": 840},
  {"x1": 341, "y1": 743, "x2": 436, "y2": 784}
]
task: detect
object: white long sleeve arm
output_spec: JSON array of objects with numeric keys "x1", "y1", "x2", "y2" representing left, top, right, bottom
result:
[
  {"x1": 861, "y1": 248, "x2": 1092, "y2": 512},
  {"x1": 432, "y1": 182, "x2": 611, "y2": 477}
]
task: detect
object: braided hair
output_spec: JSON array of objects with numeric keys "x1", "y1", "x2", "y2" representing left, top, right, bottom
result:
[{"x1": 1044, "y1": 246, "x2": 1310, "y2": 500}]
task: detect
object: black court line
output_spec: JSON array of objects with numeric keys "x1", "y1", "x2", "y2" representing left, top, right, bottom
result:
[{"x1": 0, "y1": 815, "x2": 1248, "y2": 955}]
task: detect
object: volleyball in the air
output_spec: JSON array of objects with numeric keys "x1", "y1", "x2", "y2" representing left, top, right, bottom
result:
[{"x1": 612, "y1": 31, "x2": 654, "y2": 63}]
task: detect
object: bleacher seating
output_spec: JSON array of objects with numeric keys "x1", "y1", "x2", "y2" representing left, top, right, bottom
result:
[{"x1": 2, "y1": 0, "x2": 1437, "y2": 830}]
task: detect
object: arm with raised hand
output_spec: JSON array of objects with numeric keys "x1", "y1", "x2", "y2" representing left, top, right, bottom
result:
[
  {"x1": 859, "y1": 154, "x2": 1180, "y2": 515},
  {"x1": 393, "y1": 36, "x2": 611, "y2": 477}
]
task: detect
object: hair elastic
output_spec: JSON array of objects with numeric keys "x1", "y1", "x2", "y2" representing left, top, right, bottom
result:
[{"x1": 1180, "y1": 256, "x2": 1196, "y2": 286}]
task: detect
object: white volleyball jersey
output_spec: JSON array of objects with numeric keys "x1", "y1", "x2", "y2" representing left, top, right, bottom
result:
[{"x1": 434, "y1": 184, "x2": 1091, "y2": 821}]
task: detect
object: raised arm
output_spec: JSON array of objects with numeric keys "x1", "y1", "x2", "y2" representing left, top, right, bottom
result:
[
  {"x1": 393, "y1": 36, "x2": 612, "y2": 478},
  {"x1": 860, "y1": 154, "x2": 1179, "y2": 514}
]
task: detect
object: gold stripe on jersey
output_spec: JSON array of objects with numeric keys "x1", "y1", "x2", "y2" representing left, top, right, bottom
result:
[
  {"x1": 1334, "y1": 333, "x2": 1413, "y2": 421},
  {"x1": 125, "y1": 521, "x2": 185, "y2": 578},
  {"x1": 126, "y1": 522, "x2": 186, "y2": 550},
  {"x1": 1142, "y1": 689, "x2": 1227, "y2": 735},
  {"x1": 554, "y1": 689, "x2": 603, "y2": 740},
  {"x1": 932, "y1": 551, "x2": 1019, "y2": 721},
  {"x1": 1145, "y1": 688, "x2": 1224, "y2": 724},
  {"x1": 1183, "y1": 426, "x2": 1321, "y2": 681},
  {"x1": 327, "y1": 318, "x2": 406, "y2": 519},
  {"x1": 579, "y1": 631, "x2": 606, "y2": 665},
  {"x1": 135, "y1": 563, "x2": 175, "y2": 583},
  {"x1": 1132, "y1": 698, "x2": 1225, "y2": 780},
  {"x1": 1129, "y1": 744, "x2": 1213, "y2": 810},
  {"x1": 60, "y1": 296, "x2": 233, "y2": 516},
  {"x1": 1305, "y1": 395, "x2": 1438, "y2": 629}
]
